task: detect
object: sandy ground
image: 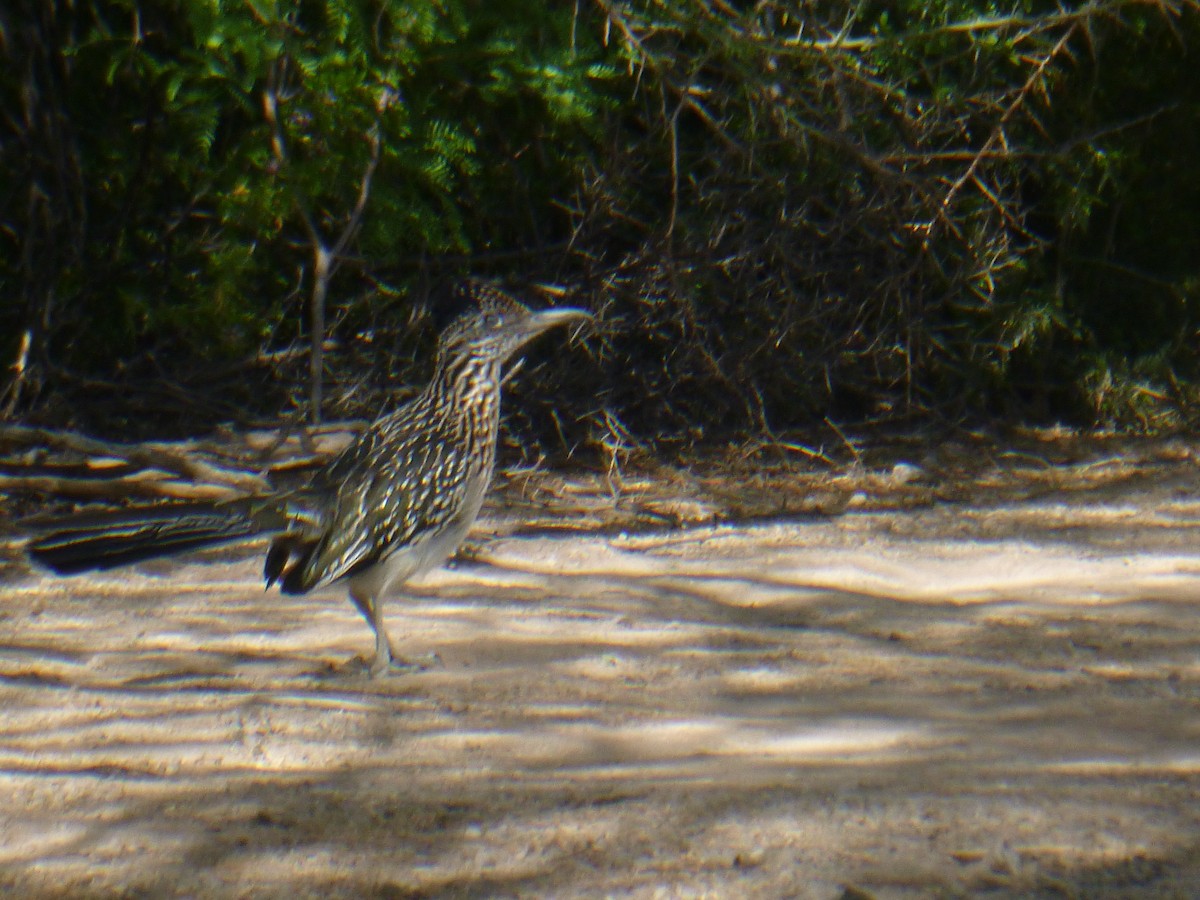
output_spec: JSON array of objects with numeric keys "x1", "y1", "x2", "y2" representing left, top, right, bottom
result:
[{"x1": 3, "y1": 451, "x2": 1200, "y2": 898}]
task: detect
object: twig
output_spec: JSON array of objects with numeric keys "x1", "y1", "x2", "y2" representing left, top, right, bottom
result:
[
  {"x1": 1, "y1": 329, "x2": 32, "y2": 420},
  {"x1": 823, "y1": 417, "x2": 863, "y2": 467}
]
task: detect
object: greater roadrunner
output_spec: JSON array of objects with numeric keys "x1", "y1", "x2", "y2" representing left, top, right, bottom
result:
[{"x1": 26, "y1": 282, "x2": 590, "y2": 676}]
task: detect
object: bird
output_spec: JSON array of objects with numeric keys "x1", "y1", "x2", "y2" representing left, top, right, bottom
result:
[{"x1": 25, "y1": 282, "x2": 591, "y2": 676}]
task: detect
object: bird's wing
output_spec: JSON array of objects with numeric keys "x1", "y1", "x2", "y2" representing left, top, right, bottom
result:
[{"x1": 282, "y1": 414, "x2": 471, "y2": 592}]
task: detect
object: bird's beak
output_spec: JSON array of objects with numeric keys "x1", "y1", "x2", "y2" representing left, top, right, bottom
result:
[
  {"x1": 530, "y1": 307, "x2": 592, "y2": 328},
  {"x1": 521, "y1": 307, "x2": 593, "y2": 339}
]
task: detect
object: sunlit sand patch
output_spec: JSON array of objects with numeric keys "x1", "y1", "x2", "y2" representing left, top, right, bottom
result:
[
  {"x1": 5, "y1": 474, "x2": 1200, "y2": 896},
  {"x1": 0, "y1": 822, "x2": 92, "y2": 865},
  {"x1": 407, "y1": 716, "x2": 930, "y2": 772}
]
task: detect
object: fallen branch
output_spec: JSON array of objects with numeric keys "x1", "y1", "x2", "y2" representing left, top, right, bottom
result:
[
  {"x1": 0, "y1": 424, "x2": 365, "y2": 505},
  {"x1": 0, "y1": 426, "x2": 272, "y2": 495},
  {"x1": 0, "y1": 471, "x2": 245, "y2": 503}
]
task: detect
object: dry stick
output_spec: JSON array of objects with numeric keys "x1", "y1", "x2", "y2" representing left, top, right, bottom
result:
[
  {"x1": 665, "y1": 88, "x2": 682, "y2": 239},
  {"x1": 823, "y1": 416, "x2": 863, "y2": 468},
  {"x1": 789, "y1": 14, "x2": 1066, "y2": 51},
  {"x1": 0, "y1": 329, "x2": 32, "y2": 420}
]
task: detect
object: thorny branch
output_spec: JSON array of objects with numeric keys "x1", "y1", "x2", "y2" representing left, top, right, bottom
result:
[{"x1": 578, "y1": 0, "x2": 1194, "y2": 435}]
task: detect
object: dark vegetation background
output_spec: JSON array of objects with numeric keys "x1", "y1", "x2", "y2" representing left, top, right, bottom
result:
[{"x1": 3, "y1": 0, "x2": 1199, "y2": 460}]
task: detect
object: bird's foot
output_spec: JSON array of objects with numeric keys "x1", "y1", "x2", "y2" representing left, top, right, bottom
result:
[
  {"x1": 367, "y1": 650, "x2": 442, "y2": 678},
  {"x1": 311, "y1": 651, "x2": 440, "y2": 681}
]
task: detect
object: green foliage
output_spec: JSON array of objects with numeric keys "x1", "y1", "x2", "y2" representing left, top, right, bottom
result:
[
  {"x1": 0, "y1": 0, "x2": 614, "y2": 429},
  {"x1": 1, "y1": 0, "x2": 1197, "y2": 441},
  {"x1": 985, "y1": 4, "x2": 1200, "y2": 427},
  {"x1": 568, "y1": 0, "x2": 1200, "y2": 437}
]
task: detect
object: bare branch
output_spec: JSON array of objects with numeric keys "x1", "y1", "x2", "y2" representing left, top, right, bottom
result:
[{"x1": 261, "y1": 59, "x2": 383, "y2": 425}]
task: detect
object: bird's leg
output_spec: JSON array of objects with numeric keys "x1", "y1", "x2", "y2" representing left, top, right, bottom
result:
[{"x1": 348, "y1": 586, "x2": 435, "y2": 677}]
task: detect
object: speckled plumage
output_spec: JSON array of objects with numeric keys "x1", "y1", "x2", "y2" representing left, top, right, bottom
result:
[{"x1": 28, "y1": 282, "x2": 591, "y2": 676}]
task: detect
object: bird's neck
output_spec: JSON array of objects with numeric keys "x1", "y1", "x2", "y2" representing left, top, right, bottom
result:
[
  {"x1": 430, "y1": 352, "x2": 502, "y2": 404},
  {"x1": 427, "y1": 353, "x2": 503, "y2": 460}
]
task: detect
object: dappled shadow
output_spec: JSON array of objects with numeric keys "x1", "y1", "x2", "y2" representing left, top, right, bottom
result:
[{"x1": 3, "y1": 500, "x2": 1200, "y2": 897}]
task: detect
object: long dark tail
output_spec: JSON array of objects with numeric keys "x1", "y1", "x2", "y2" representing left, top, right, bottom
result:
[{"x1": 24, "y1": 502, "x2": 265, "y2": 575}]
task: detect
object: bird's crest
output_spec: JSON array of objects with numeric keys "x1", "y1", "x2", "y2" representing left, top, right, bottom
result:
[
  {"x1": 457, "y1": 280, "x2": 529, "y2": 319},
  {"x1": 429, "y1": 279, "x2": 528, "y2": 336}
]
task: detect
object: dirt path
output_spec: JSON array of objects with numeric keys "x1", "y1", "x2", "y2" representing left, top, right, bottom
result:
[{"x1": 3, "y1": 465, "x2": 1200, "y2": 898}]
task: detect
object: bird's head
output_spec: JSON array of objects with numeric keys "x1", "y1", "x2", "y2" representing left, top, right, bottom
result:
[{"x1": 436, "y1": 281, "x2": 591, "y2": 368}]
